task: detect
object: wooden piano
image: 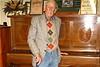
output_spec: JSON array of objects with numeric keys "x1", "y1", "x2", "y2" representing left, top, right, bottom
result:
[{"x1": 7, "y1": 15, "x2": 100, "y2": 67}]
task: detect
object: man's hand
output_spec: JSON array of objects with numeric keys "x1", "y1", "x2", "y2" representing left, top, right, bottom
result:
[{"x1": 36, "y1": 53, "x2": 42, "y2": 65}]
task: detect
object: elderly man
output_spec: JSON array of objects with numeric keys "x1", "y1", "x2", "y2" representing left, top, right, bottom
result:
[{"x1": 28, "y1": 0, "x2": 61, "y2": 67}]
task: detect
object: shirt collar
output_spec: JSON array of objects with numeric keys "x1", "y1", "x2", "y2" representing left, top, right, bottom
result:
[{"x1": 44, "y1": 13, "x2": 54, "y2": 21}]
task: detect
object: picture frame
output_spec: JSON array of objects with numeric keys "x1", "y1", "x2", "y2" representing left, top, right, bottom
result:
[
  {"x1": 80, "y1": 0, "x2": 97, "y2": 14},
  {"x1": 43, "y1": 0, "x2": 47, "y2": 11},
  {"x1": 97, "y1": 0, "x2": 100, "y2": 14},
  {"x1": 30, "y1": 0, "x2": 43, "y2": 14},
  {"x1": 55, "y1": 0, "x2": 80, "y2": 12},
  {"x1": 62, "y1": 0, "x2": 73, "y2": 7},
  {"x1": 25, "y1": 2, "x2": 31, "y2": 14}
]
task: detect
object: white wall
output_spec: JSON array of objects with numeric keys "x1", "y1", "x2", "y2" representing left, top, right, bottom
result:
[
  {"x1": 0, "y1": 0, "x2": 1, "y2": 24},
  {"x1": 0, "y1": 0, "x2": 10, "y2": 26},
  {"x1": 0, "y1": 0, "x2": 30, "y2": 26}
]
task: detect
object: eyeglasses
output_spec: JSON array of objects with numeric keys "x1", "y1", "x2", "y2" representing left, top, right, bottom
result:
[{"x1": 46, "y1": 6, "x2": 56, "y2": 11}]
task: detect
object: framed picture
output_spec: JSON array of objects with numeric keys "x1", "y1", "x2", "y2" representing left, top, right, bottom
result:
[
  {"x1": 55, "y1": 0, "x2": 80, "y2": 12},
  {"x1": 25, "y1": 2, "x2": 31, "y2": 14},
  {"x1": 30, "y1": 0, "x2": 43, "y2": 14},
  {"x1": 97, "y1": 0, "x2": 100, "y2": 14},
  {"x1": 43, "y1": 0, "x2": 47, "y2": 11},
  {"x1": 62, "y1": 0, "x2": 73, "y2": 7},
  {"x1": 80, "y1": 0, "x2": 97, "y2": 14}
]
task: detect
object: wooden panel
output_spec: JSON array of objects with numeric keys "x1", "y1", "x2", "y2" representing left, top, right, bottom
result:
[
  {"x1": 0, "y1": 55, "x2": 3, "y2": 67},
  {"x1": 55, "y1": 12, "x2": 78, "y2": 16},
  {"x1": 59, "y1": 55, "x2": 99, "y2": 67},
  {"x1": 59, "y1": 15, "x2": 97, "y2": 51},
  {"x1": 9, "y1": 15, "x2": 32, "y2": 50},
  {"x1": 7, "y1": 50, "x2": 32, "y2": 67},
  {"x1": 7, "y1": 15, "x2": 100, "y2": 67},
  {"x1": 0, "y1": 26, "x2": 11, "y2": 67}
]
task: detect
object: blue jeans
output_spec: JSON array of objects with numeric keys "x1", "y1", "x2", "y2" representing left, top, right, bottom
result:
[{"x1": 37, "y1": 49, "x2": 59, "y2": 67}]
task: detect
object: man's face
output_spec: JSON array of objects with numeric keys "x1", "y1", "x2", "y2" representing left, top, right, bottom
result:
[{"x1": 45, "y1": 2, "x2": 57, "y2": 19}]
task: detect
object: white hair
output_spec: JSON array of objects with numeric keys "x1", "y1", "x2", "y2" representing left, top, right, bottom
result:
[{"x1": 45, "y1": 0, "x2": 58, "y2": 9}]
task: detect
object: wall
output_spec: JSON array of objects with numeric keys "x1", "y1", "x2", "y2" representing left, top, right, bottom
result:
[
  {"x1": 0, "y1": 0, "x2": 29, "y2": 26},
  {"x1": 0, "y1": 0, "x2": 10, "y2": 26},
  {"x1": 0, "y1": 0, "x2": 100, "y2": 26},
  {"x1": 97, "y1": 0, "x2": 100, "y2": 14},
  {"x1": 0, "y1": 0, "x2": 1, "y2": 24}
]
